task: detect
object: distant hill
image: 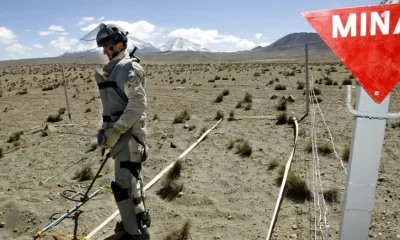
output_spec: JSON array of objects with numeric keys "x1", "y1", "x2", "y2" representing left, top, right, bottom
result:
[
  {"x1": 252, "y1": 32, "x2": 332, "y2": 54},
  {"x1": 159, "y1": 37, "x2": 209, "y2": 52},
  {"x1": 59, "y1": 36, "x2": 160, "y2": 57}
]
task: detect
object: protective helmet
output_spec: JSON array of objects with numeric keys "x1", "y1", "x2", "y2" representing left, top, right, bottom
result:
[{"x1": 80, "y1": 23, "x2": 129, "y2": 47}]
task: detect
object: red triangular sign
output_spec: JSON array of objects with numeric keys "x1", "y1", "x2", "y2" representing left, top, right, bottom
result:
[{"x1": 302, "y1": 4, "x2": 400, "y2": 103}]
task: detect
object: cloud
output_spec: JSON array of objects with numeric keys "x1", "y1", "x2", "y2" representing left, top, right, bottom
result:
[
  {"x1": 255, "y1": 33, "x2": 263, "y2": 39},
  {"x1": 98, "y1": 16, "x2": 105, "y2": 21},
  {"x1": 49, "y1": 25, "x2": 65, "y2": 32},
  {"x1": 79, "y1": 17, "x2": 96, "y2": 25},
  {"x1": 50, "y1": 37, "x2": 79, "y2": 51},
  {"x1": 5, "y1": 43, "x2": 32, "y2": 54},
  {"x1": 39, "y1": 25, "x2": 68, "y2": 36},
  {"x1": 0, "y1": 26, "x2": 17, "y2": 44},
  {"x1": 80, "y1": 20, "x2": 163, "y2": 41},
  {"x1": 33, "y1": 44, "x2": 43, "y2": 48},
  {"x1": 167, "y1": 28, "x2": 256, "y2": 50}
]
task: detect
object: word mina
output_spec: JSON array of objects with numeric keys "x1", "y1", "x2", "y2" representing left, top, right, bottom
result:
[{"x1": 332, "y1": 11, "x2": 400, "y2": 37}]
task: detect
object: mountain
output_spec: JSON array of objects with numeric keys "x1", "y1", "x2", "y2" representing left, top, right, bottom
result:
[
  {"x1": 59, "y1": 36, "x2": 160, "y2": 57},
  {"x1": 159, "y1": 37, "x2": 209, "y2": 52},
  {"x1": 251, "y1": 32, "x2": 331, "y2": 54}
]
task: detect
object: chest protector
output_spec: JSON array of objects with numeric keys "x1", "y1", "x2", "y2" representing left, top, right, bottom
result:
[{"x1": 95, "y1": 55, "x2": 147, "y2": 159}]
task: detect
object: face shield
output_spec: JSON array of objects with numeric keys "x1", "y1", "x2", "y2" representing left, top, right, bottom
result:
[{"x1": 80, "y1": 23, "x2": 117, "y2": 47}]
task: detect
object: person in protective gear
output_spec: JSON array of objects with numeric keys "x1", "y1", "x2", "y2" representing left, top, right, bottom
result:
[{"x1": 90, "y1": 23, "x2": 151, "y2": 240}]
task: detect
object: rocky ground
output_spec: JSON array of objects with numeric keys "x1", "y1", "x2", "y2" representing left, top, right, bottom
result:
[{"x1": 0, "y1": 58, "x2": 399, "y2": 239}]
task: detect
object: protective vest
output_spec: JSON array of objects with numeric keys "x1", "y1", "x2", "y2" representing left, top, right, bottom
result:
[{"x1": 95, "y1": 54, "x2": 147, "y2": 158}]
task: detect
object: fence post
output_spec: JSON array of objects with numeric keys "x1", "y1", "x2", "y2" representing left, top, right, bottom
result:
[{"x1": 305, "y1": 43, "x2": 310, "y2": 114}]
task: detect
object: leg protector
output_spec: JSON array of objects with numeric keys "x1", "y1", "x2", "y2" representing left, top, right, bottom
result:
[{"x1": 111, "y1": 181, "x2": 141, "y2": 236}]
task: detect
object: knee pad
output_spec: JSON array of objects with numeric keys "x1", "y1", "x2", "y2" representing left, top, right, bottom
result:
[{"x1": 110, "y1": 181, "x2": 130, "y2": 202}]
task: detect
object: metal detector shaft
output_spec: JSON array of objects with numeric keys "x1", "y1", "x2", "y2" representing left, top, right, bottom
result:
[
  {"x1": 33, "y1": 188, "x2": 102, "y2": 239},
  {"x1": 81, "y1": 151, "x2": 111, "y2": 201}
]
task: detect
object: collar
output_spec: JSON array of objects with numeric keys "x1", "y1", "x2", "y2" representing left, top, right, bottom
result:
[{"x1": 103, "y1": 49, "x2": 129, "y2": 74}]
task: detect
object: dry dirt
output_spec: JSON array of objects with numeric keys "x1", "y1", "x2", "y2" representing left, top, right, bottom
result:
[{"x1": 0, "y1": 57, "x2": 399, "y2": 240}]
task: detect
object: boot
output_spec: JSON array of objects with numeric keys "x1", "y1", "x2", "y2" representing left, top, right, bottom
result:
[
  {"x1": 115, "y1": 230, "x2": 150, "y2": 240},
  {"x1": 114, "y1": 220, "x2": 125, "y2": 233}
]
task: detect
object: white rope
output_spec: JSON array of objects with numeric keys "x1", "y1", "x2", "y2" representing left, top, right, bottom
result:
[
  {"x1": 346, "y1": 85, "x2": 400, "y2": 119},
  {"x1": 309, "y1": 69, "x2": 348, "y2": 175},
  {"x1": 309, "y1": 78, "x2": 329, "y2": 239},
  {"x1": 265, "y1": 117, "x2": 299, "y2": 240}
]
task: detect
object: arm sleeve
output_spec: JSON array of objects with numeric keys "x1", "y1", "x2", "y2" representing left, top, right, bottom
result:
[{"x1": 115, "y1": 63, "x2": 146, "y2": 131}]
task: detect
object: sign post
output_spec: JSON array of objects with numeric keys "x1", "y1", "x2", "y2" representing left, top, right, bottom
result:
[{"x1": 301, "y1": 3, "x2": 400, "y2": 239}]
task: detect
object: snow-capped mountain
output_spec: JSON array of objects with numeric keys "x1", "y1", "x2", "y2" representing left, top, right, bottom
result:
[
  {"x1": 159, "y1": 37, "x2": 209, "y2": 52},
  {"x1": 59, "y1": 36, "x2": 160, "y2": 57}
]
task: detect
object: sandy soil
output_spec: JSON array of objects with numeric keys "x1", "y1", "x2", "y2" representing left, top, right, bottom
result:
[{"x1": 0, "y1": 59, "x2": 399, "y2": 240}]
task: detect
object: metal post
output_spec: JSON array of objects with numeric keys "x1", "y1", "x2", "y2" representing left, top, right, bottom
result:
[
  {"x1": 324, "y1": 225, "x2": 330, "y2": 240},
  {"x1": 305, "y1": 43, "x2": 310, "y2": 114},
  {"x1": 62, "y1": 65, "x2": 72, "y2": 121},
  {"x1": 338, "y1": 86, "x2": 390, "y2": 239}
]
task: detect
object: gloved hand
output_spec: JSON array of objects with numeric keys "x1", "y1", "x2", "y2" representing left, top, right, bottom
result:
[{"x1": 102, "y1": 124, "x2": 126, "y2": 149}]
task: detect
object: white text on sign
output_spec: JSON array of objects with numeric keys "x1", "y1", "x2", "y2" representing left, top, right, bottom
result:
[{"x1": 332, "y1": 11, "x2": 400, "y2": 38}]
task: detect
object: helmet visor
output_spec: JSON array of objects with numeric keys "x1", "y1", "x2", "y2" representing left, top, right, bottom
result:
[{"x1": 80, "y1": 23, "x2": 115, "y2": 47}]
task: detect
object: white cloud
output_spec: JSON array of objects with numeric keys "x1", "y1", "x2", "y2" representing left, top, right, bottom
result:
[
  {"x1": 236, "y1": 39, "x2": 256, "y2": 49},
  {"x1": 50, "y1": 37, "x2": 79, "y2": 51},
  {"x1": 0, "y1": 26, "x2": 17, "y2": 44},
  {"x1": 33, "y1": 44, "x2": 43, "y2": 48},
  {"x1": 39, "y1": 25, "x2": 68, "y2": 36},
  {"x1": 49, "y1": 25, "x2": 65, "y2": 32},
  {"x1": 98, "y1": 16, "x2": 105, "y2": 21},
  {"x1": 5, "y1": 43, "x2": 32, "y2": 54},
  {"x1": 255, "y1": 33, "x2": 263, "y2": 39},
  {"x1": 167, "y1": 28, "x2": 256, "y2": 50},
  {"x1": 79, "y1": 17, "x2": 96, "y2": 25},
  {"x1": 80, "y1": 20, "x2": 163, "y2": 41}
]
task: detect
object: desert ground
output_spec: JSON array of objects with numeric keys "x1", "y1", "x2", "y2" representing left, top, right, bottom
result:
[{"x1": 0, "y1": 55, "x2": 399, "y2": 240}]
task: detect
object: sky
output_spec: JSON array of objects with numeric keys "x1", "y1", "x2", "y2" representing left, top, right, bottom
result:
[{"x1": 0, "y1": 0, "x2": 381, "y2": 61}]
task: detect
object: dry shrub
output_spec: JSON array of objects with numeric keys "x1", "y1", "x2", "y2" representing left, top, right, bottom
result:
[
  {"x1": 214, "y1": 94, "x2": 223, "y2": 103},
  {"x1": 313, "y1": 88, "x2": 322, "y2": 95},
  {"x1": 222, "y1": 89, "x2": 230, "y2": 96},
  {"x1": 276, "y1": 99, "x2": 287, "y2": 111},
  {"x1": 215, "y1": 110, "x2": 224, "y2": 120},
  {"x1": 227, "y1": 110, "x2": 235, "y2": 121},
  {"x1": 58, "y1": 107, "x2": 66, "y2": 114},
  {"x1": 47, "y1": 113, "x2": 63, "y2": 123},
  {"x1": 85, "y1": 108, "x2": 91, "y2": 113},
  {"x1": 86, "y1": 142, "x2": 97, "y2": 153},
  {"x1": 188, "y1": 125, "x2": 196, "y2": 131},
  {"x1": 268, "y1": 159, "x2": 279, "y2": 171},
  {"x1": 0, "y1": 147, "x2": 3, "y2": 158},
  {"x1": 276, "y1": 112, "x2": 287, "y2": 125},
  {"x1": 157, "y1": 176, "x2": 184, "y2": 201},
  {"x1": 297, "y1": 82, "x2": 305, "y2": 90},
  {"x1": 323, "y1": 187, "x2": 339, "y2": 203},
  {"x1": 274, "y1": 84, "x2": 287, "y2": 90},
  {"x1": 163, "y1": 219, "x2": 191, "y2": 240},
  {"x1": 243, "y1": 103, "x2": 252, "y2": 111},
  {"x1": 166, "y1": 160, "x2": 182, "y2": 180},
  {"x1": 318, "y1": 142, "x2": 333, "y2": 156},
  {"x1": 243, "y1": 93, "x2": 252, "y2": 103},
  {"x1": 7, "y1": 131, "x2": 23, "y2": 143},
  {"x1": 342, "y1": 79, "x2": 352, "y2": 85},
  {"x1": 235, "y1": 100, "x2": 243, "y2": 109},
  {"x1": 174, "y1": 109, "x2": 190, "y2": 124},
  {"x1": 342, "y1": 144, "x2": 350, "y2": 162},
  {"x1": 232, "y1": 138, "x2": 252, "y2": 157},
  {"x1": 276, "y1": 165, "x2": 311, "y2": 202},
  {"x1": 73, "y1": 164, "x2": 94, "y2": 181}
]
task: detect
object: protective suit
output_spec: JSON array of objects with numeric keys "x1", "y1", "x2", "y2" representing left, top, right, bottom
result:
[{"x1": 89, "y1": 23, "x2": 151, "y2": 240}]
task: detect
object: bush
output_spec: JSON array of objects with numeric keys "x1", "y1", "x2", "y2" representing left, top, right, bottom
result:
[
  {"x1": 173, "y1": 109, "x2": 190, "y2": 124},
  {"x1": 274, "y1": 84, "x2": 287, "y2": 90}
]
